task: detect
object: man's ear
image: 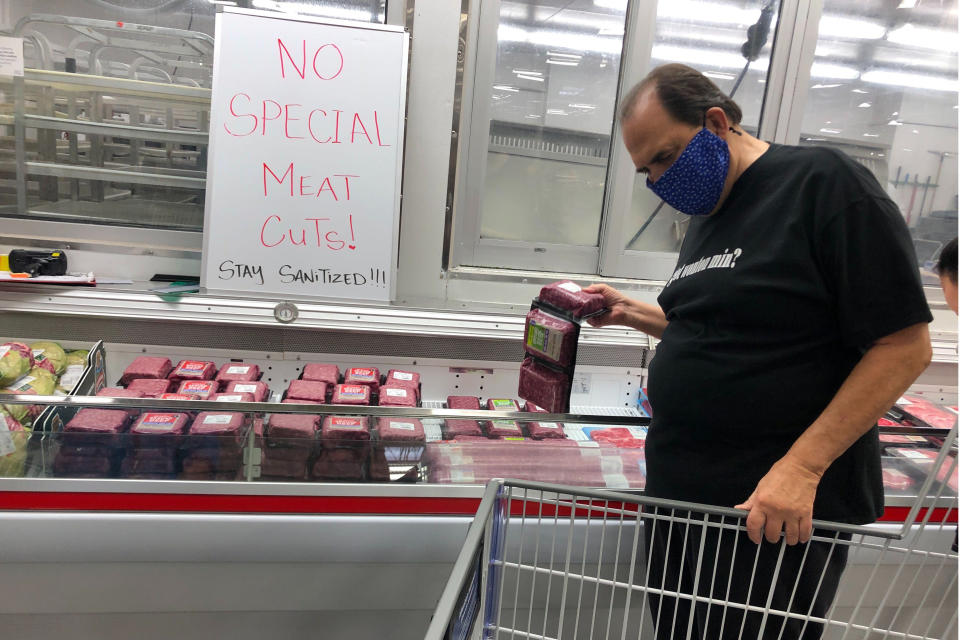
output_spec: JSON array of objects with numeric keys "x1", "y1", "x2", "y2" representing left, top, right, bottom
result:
[{"x1": 704, "y1": 106, "x2": 731, "y2": 137}]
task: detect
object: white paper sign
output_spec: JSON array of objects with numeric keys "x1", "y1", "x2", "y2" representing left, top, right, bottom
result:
[
  {"x1": 201, "y1": 8, "x2": 408, "y2": 302},
  {"x1": 0, "y1": 37, "x2": 24, "y2": 78}
]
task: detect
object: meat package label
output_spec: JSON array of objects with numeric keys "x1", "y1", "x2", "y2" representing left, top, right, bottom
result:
[
  {"x1": 225, "y1": 365, "x2": 251, "y2": 375},
  {"x1": 492, "y1": 420, "x2": 520, "y2": 430},
  {"x1": 32, "y1": 349, "x2": 46, "y2": 360},
  {"x1": 536, "y1": 422, "x2": 560, "y2": 429},
  {"x1": 216, "y1": 395, "x2": 245, "y2": 402},
  {"x1": 339, "y1": 386, "x2": 367, "y2": 398},
  {"x1": 526, "y1": 322, "x2": 564, "y2": 361},
  {"x1": 391, "y1": 372, "x2": 414, "y2": 381},
  {"x1": 558, "y1": 282, "x2": 581, "y2": 293},
  {"x1": 331, "y1": 418, "x2": 363, "y2": 429},
  {"x1": 349, "y1": 369, "x2": 376, "y2": 380},
  {"x1": 177, "y1": 361, "x2": 209, "y2": 375},
  {"x1": 138, "y1": 413, "x2": 179, "y2": 432},
  {"x1": 898, "y1": 449, "x2": 932, "y2": 461},
  {"x1": 233, "y1": 384, "x2": 258, "y2": 393},
  {"x1": 0, "y1": 346, "x2": 9, "y2": 359},
  {"x1": 183, "y1": 381, "x2": 216, "y2": 393},
  {"x1": 161, "y1": 394, "x2": 193, "y2": 400},
  {"x1": 388, "y1": 421, "x2": 416, "y2": 431},
  {"x1": 203, "y1": 414, "x2": 235, "y2": 425},
  {"x1": 490, "y1": 399, "x2": 517, "y2": 410},
  {"x1": 6, "y1": 376, "x2": 36, "y2": 392},
  {"x1": 385, "y1": 388, "x2": 407, "y2": 398}
]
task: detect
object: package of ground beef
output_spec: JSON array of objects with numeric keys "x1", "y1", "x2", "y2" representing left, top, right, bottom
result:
[
  {"x1": 385, "y1": 370, "x2": 420, "y2": 398},
  {"x1": 159, "y1": 393, "x2": 194, "y2": 401},
  {"x1": 538, "y1": 281, "x2": 605, "y2": 318},
  {"x1": 524, "y1": 308, "x2": 578, "y2": 367},
  {"x1": 447, "y1": 396, "x2": 481, "y2": 410},
  {"x1": 311, "y1": 448, "x2": 366, "y2": 480},
  {"x1": 215, "y1": 363, "x2": 261, "y2": 390},
  {"x1": 213, "y1": 392, "x2": 256, "y2": 403},
  {"x1": 527, "y1": 421, "x2": 567, "y2": 440},
  {"x1": 222, "y1": 380, "x2": 270, "y2": 402},
  {"x1": 486, "y1": 419, "x2": 523, "y2": 438},
  {"x1": 119, "y1": 356, "x2": 173, "y2": 385},
  {"x1": 168, "y1": 360, "x2": 217, "y2": 383},
  {"x1": 486, "y1": 398, "x2": 520, "y2": 411},
  {"x1": 286, "y1": 380, "x2": 328, "y2": 403},
  {"x1": 518, "y1": 357, "x2": 570, "y2": 413},
  {"x1": 181, "y1": 449, "x2": 242, "y2": 474},
  {"x1": 378, "y1": 385, "x2": 417, "y2": 407},
  {"x1": 96, "y1": 387, "x2": 145, "y2": 418},
  {"x1": 282, "y1": 399, "x2": 323, "y2": 405},
  {"x1": 332, "y1": 384, "x2": 371, "y2": 405},
  {"x1": 302, "y1": 363, "x2": 340, "y2": 386},
  {"x1": 53, "y1": 454, "x2": 113, "y2": 477},
  {"x1": 261, "y1": 457, "x2": 309, "y2": 479},
  {"x1": 523, "y1": 401, "x2": 547, "y2": 413},
  {"x1": 321, "y1": 416, "x2": 371, "y2": 445},
  {"x1": 63, "y1": 409, "x2": 130, "y2": 447},
  {"x1": 344, "y1": 367, "x2": 381, "y2": 391},
  {"x1": 187, "y1": 412, "x2": 248, "y2": 448},
  {"x1": 444, "y1": 419, "x2": 484, "y2": 438},
  {"x1": 267, "y1": 413, "x2": 320, "y2": 445},
  {"x1": 177, "y1": 380, "x2": 219, "y2": 400},
  {"x1": 129, "y1": 412, "x2": 190, "y2": 448},
  {"x1": 377, "y1": 417, "x2": 425, "y2": 442},
  {"x1": 126, "y1": 378, "x2": 174, "y2": 397}
]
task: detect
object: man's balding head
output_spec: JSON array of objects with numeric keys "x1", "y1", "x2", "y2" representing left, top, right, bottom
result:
[{"x1": 619, "y1": 63, "x2": 743, "y2": 128}]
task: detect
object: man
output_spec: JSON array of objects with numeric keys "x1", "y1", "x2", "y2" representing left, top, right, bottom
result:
[
  {"x1": 586, "y1": 64, "x2": 933, "y2": 639},
  {"x1": 937, "y1": 237, "x2": 957, "y2": 314}
]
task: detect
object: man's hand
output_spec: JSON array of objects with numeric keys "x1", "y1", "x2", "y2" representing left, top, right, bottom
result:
[
  {"x1": 735, "y1": 456, "x2": 823, "y2": 545},
  {"x1": 583, "y1": 284, "x2": 669, "y2": 338}
]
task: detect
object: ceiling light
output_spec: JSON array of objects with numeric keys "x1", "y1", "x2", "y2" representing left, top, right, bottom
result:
[
  {"x1": 512, "y1": 68, "x2": 541, "y2": 76},
  {"x1": 703, "y1": 71, "x2": 737, "y2": 81},
  {"x1": 546, "y1": 59, "x2": 580, "y2": 66},
  {"x1": 863, "y1": 133, "x2": 880, "y2": 137},
  {"x1": 898, "y1": 0, "x2": 917, "y2": 7},
  {"x1": 888, "y1": 120, "x2": 903, "y2": 125},
  {"x1": 820, "y1": 128, "x2": 841, "y2": 134},
  {"x1": 852, "y1": 88, "x2": 869, "y2": 94},
  {"x1": 810, "y1": 62, "x2": 860, "y2": 80},
  {"x1": 546, "y1": 109, "x2": 568, "y2": 115},
  {"x1": 858, "y1": 102, "x2": 872, "y2": 108},
  {"x1": 568, "y1": 103, "x2": 597, "y2": 109},
  {"x1": 524, "y1": 114, "x2": 541, "y2": 119},
  {"x1": 887, "y1": 24, "x2": 959, "y2": 52},
  {"x1": 818, "y1": 15, "x2": 886, "y2": 40},
  {"x1": 811, "y1": 83, "x2": 843, "y2": 89},
  {"x1": 546, "y1": 52, "x2": 582, "y2": 59},
  {"x1": 492, "y1": 85, "x2": 519, "y2": 92},
  {"x1": 516, "y1": 73, "x2": 545, "y2": 82},
  {"x1": 862, "y1": 69, "x2": 958, "y2": 92}
]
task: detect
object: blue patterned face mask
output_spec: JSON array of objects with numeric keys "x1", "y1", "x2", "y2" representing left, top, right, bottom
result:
[{"x1": 646, "y1": 127, "x2": 731, "y2": 216}]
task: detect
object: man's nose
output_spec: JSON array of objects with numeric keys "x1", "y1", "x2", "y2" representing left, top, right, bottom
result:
[{"x1": 647, "y1": 168, "x2": 666, "y2": 184}]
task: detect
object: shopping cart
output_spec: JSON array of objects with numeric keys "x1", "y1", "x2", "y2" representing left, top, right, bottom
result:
[{"x1": 426, "y1": 429, "x2": 958, "y2": 640}]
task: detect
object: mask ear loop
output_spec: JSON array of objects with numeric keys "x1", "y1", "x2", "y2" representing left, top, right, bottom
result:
[{"x1": 704, "y1": 108, "x2": 743, "y2": 136}]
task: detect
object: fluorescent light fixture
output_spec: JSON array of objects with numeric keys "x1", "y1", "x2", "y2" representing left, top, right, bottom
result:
[
  {"x1": 858, "y1": 102, "x2": 872, "y2": 108},
  {"x1": 524, "y1": 114, "x2": 541, "y2": 119},
  {"x1": 852, "y1": 88, "x2": 869, "y2": 94},
  {"x1": 568, "y1": 103, "x2": 597, "y2": 109},
  {"x1": 657, "y1": 0, "x2": 763, "y2": 27},
  {"x1": 594, "y1": 0, "x2": 627, "y2": 9},
  {"x1": 820, "y1": 128, "x2": 841, "y2": 134},
  {"x1": 546, "y1": 59, "x2": 580, "y2": 66},
  {"x1": 898, "y1": 0, "x2": 917, "y2": 7},
  {"x1": 862, "y1": 69, "x2": 958, "y2": 92},
  {"x1": 888, "y1": 120, "x2": 903, "y2": 125},
  {"x1": 492, "y1": 84, "x2": 519, "y2": 92},
  {"x1": 887, "y1": 24, "x2": 959, "y2": 52},
  {"x1": 516, "y1": 73, "x2": 545, "y2": 82},
  {"x1": 703, "y1": 71, "x2": 737, "y2": 81},
  {"x1": 863, "y1": 133, "x2": 880, "y2": 137},
  {"x1": 811, "y1": 83, "x2": 843, "y2": 89},
  {"x1": 251, "y1": 0, "x2": 374, "y2": 22},
  {"x1": 810, "y1": 62, "x2": 860, "y2": 80},
  {"x1": 913, "y1": 129, "x2": 920, "y2": 134},
  {"x1": 546, "y1": 109, "x2": 568, "y2": 115},
  {"x1": 546, "y1": 52, "x2": 582, "y2": 59},
  {"x1": 208, "y1": 0, "x2": 238, "y2": 5},
  {"x1": 512, "y1": 69, "x2": 541, "y2": 76},
  {"x1": 818, "y1": 15, "x2": 886, "y2": 40}
]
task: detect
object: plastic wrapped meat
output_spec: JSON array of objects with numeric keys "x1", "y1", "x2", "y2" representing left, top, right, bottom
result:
[
  {"x1": 321, "y1": 416, "x2": 371, "y2": 445},
  {"x1": 215, "y1": 363, "x2": 261, "y2": 390},
  {"x1": 213, "y1": 392, "x2": 256, "y2": 403},
  {"x1": 888, "y1": 448, "x2": 959, "y2": 491},
  {"x1": 54, "y1": 454, "x2": 113, "y2": 477},
  {"x1": 527, "y1": 421, "x2": 566, "y2": 440},
  {"x1": 129, "y1": 412, "x2": 190, "y2": 448},
  {"x1": 377, "y1": 417, "x2": 425, "y2": 443},
  {"x1": 378, "y1": 385, "x2": 417, "y2": 407},
  {"x1": 119, "y1": 356, "x2": 173, "y2": 386},
  {"x1": 879, "y1": 433, "x2": 929, "y2": 445},
  {"x1": 63, "y1": 409, "x2": 130, "y2": 447},
  {"x1": 286, "y1": 380, "x2": 328, "y2": 403},
  {"x1": 168, "y1": 360, "x2": 217, "y2": 382},
  {"x1": 187, "y1": 412, "x2": 248, "y2": 448},
  {"x1": 447, "y1": 396, "x2": 480, "y2": 410},
  {"x1": 261, "y1": 447, "x2": 310, "y2": 478},
  {"x1": 282, "y1": 399, "x2": 323, "y2": 405},
  {"x1": 524, "y1": 309, "x2": 577, "y2": 367},
  {"x1": 523, "y1": 401, "x2": 547, "y2": 413},
  {"x1": 518, "y1": 357, "x2": 571, "y2": 413},
  {"x1": 444, "y1": 419, "x2": 484, "y2": 438},
  {"x1": 882, "y1": 467, "x2": 915, "y2": 491},
  {"x1": 223, "y1": 380, "x2": 270, "y2": 402},
  {"x1": 302, "y1": 364, "x2": 340, "y2": 386},
  {"x1": 120, "y1": 455, "x2": 177, "y2": 476},
  {"x1": 332, "y1": 384, "x2": 370, "y2": 406},
  {"x1": 177, "y1": 380, "x2": 219, "y2": 400},
  {"x1": 487, "y1": 398, "x2": 520, "y2": 411},
  {"x1": 486, "y1": 419, "x2": 523, "y2": 438},
  {"x1": 899, "y1": 399, "x2": 957, "y2": 430},
  {"x1": 262, "y1": 445, "x2": 312, "y2": 463},
  {"x1": 385, "y1": 370, "x2": 420, "y2": 398},
  {"x1": 181, "y1": 449, "x2": 243, "y2": 473},
  {"x1": 127, "y1": 378, "x2": 174, "y2": 397},
  {"x1": 538, "y1": 281, "x2": 605, "y2": 318},
  {"x1": 267, "y1": 413, "x2": 320, "y2": 447},
  {"x1": 311, "y1": 448, "x2": 366, "y2": 480},
  {"x1": 344, "y1": 367, "x2": 380, "y2": 392},
  {"x1": 96, "y1": 387, "x2": 145, "y2": 419},
  {"x1": 369, "y1": 447, "x2": 390, "y2": 482}
]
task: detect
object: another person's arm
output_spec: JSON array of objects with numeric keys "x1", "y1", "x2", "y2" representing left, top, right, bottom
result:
[
  {"x1": 736, "y1": 322, "x2": 932, "y2": 545},
  {"x1": 583, "y1": 284, "x2": 669, "y2": 339}
]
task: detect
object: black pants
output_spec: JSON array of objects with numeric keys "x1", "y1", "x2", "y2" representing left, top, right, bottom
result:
[{"x1": 643, "y1": 507, "x2": 850, "y2": 640}]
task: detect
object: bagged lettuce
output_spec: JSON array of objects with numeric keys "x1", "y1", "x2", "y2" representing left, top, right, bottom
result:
[
  {"x1": 0, "y1": 342, "x2": 34, "y2": 387},
  {"x1": 31, "y1": 341, "x2": 67, "y2": 375},
  {"x1": 0, "y1": 407, "x2": 29, "y2": 478}
]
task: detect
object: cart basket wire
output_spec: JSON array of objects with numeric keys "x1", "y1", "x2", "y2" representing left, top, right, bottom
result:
[{"x1": 425, "y1": 426, "x2": 958, "y2": 640}]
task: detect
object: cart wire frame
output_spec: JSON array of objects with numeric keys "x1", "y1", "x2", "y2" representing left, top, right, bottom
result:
[{"x1": 426, "y1": 425, "x2": 958, "y2": 640}]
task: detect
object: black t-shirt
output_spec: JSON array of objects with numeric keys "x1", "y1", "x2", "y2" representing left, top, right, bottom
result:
[{"x1": 645, "y1": 143, "x2": 933, "y2": 524}]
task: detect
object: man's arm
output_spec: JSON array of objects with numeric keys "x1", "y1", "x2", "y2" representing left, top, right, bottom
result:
[
  {"x1": 583, "y1": 284, "x2": 669, "y2": 339},
  {"x1": 736, "y1": 322, "x2": 933, "y2": 545}
]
